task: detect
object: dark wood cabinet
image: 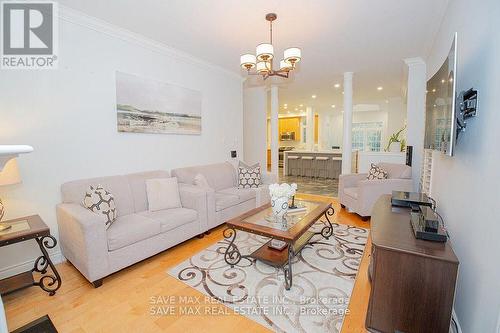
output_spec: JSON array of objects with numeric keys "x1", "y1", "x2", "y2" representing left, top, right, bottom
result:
[{"x1": 366, "y1": 195, "x2": 459, "y2": 333}]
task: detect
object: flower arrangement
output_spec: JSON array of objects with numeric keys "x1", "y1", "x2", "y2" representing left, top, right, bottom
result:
[{"x1": 269, "y1": 183, "x2": 297, "y2": 198}]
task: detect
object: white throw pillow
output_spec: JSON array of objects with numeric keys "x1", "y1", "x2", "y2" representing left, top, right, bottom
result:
[
  {"x1": 193, "y1": 173, "x2": 210, "y2": 188},
  {"x1": 82, "y1": 184, "x2": 117, "y2": 230},
  {"x1": 146, "y1": 178, "x2": 182, "y2": 212}
]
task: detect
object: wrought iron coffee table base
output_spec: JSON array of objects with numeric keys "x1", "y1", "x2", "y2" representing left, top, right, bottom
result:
[{"x1": 223, "y1": 206, "x2": 334, "y2": 290}]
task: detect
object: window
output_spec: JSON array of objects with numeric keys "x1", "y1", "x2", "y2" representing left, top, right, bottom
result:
[
  {"x1": 352, "y1": 122, "x2": 383, "y2": 152},
  {"x1": 434, "y1": 118, "x2": 450, "y2": 150}
]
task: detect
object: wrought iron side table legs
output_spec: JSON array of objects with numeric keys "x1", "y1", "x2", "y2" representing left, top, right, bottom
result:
[{"x1": 32, "y1": 235, "x2": 62, "y2": 296}]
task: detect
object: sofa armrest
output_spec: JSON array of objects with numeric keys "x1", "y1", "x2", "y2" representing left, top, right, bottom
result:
[
  {"x1": 261, "y1": 172, "x2": 277, "y2": 185},
  {"x1": 339, "y1": 173, "x2": 368, "y2": 188},
  {"x1": 357, "y1": 178, "x2": 413, "y2": 216},
  {"x1": 56, "y1": 203, "x2": 109, "y2": 282},
  {"x1": 178, "y1": 184, "x2": 209, "y2": 233}
]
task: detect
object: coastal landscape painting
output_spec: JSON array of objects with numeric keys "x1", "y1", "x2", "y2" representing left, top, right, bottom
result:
[{"x1": 116, "y1": 72, "x2": 202, "y2": 135}]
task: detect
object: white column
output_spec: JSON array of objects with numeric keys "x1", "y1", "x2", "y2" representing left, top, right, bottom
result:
[
  {"x1": 404, "y1": 57, "x2": 426, "y2": 191},
  {"x1": 306, "y1": 106, "x2": 314, "y2": 151},
  {"x1": 270, "y1": 85, "x2": 279, "y2": 175},
  {"x1": 342, "y1": 72, "x2": 353, "y2": 174}
]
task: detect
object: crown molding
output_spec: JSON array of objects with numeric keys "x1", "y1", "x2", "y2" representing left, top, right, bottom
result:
[
  {"x1": 404, "y1": 57, "x2": 426, "y2": 66},
  {"x1": 58, "y1": 5, "x2": 241, "y2": 80}
]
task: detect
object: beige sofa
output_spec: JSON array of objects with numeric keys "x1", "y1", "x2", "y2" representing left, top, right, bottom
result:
[
  {"x1": 339, "y1": 163, "x2": 413, "y2": 219},
  {"x1": 56, "y1": 170, "x2": 207, "y2": 287},
  {"x1": 171, "y1": 162, "x2": 276, "y2": 229}
]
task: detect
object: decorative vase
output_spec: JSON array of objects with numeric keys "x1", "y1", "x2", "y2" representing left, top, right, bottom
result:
[
  {"x1": 271, "y1": 196, "x2": 289, "y2": 223},
  {"x1": 389, "y1": 142, "x2": 400, "y2": 152}
]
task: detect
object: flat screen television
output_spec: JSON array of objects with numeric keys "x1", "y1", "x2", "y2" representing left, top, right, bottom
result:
[{"x1": 424, "y1": 33, "x2": 458, "y2": 156}]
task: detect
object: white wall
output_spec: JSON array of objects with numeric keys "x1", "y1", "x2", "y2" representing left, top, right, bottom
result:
[
  {"x1": 0, "y1": 8, "x2": 243, "y2": 277},
  {"x1": 426, "y1": 1, "x2": 500, "y2": 331},
  {"x1": 243, "y1": 87, "x2": 266, "y2": 167}
]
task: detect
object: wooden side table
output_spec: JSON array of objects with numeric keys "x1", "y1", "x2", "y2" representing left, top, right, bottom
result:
[{"x1": 0, "y1": 215, "x2": 61, "y2": 296}]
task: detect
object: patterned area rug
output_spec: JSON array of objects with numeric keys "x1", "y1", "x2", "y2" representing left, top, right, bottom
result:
[{"x1": 169, "y1": 222, "x2": 368, "y2": 333}]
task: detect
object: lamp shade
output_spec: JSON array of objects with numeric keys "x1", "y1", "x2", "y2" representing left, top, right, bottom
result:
[
  {"x1": 240, "y1": 53, "x2": 256, "y2": 70},
  {"x1": 284, "y1": 47, "x2": 301, "y2": 65},
  {"x1": 279, "y1": 59, "x2": 293, "y2": 71},
  {"x1": 256, "y1": 43, "x2": 274, "y2": 61},
  {"x1": 0, "y1": 158, "x2": 21, "y2": 186},
  {"x1": 256, "y1": 61, "x2": 270, "y2": 74}
]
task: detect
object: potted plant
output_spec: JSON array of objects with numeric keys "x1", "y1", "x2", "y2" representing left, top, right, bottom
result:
[{"x1": 385, "y1": 125, "x2": 407, "y2": 152}]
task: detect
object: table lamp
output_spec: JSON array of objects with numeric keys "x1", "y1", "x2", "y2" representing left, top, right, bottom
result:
[{"x1": 0, "y1": 158, "x2": 21, "y2": 231}]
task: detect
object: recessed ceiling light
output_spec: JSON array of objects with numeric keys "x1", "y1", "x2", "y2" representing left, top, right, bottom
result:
[
  {"x1": 295, "y1": 108, "x2": 298, "y2": 111},
  {"x1": 299, "y1": 104, "x2": 303, "y2": 107},
  {"x1": 377, "y1": 86, "x2": 383, "y2": 91},
  {"x1": 441, "y1": 79, "x2": 446, "y2": 84},
  {"x1": 432, "y1": 88, "x2": 436, "y2": 93},
  {"x1": 334, "y1": 83, "x2": 341, "y2": 88},
  {"x1": 342, "y1": 91, "x2": 344, "y2": 95},
  {"x1": 283, "y1": 103, "x2": 287, "y2": 107},
  {"x1": 331, "y1": 104, "x2": 336, "y2": 108},
  {"x1": 311, "y1": 95, "x2": 317, "y2": 99}
]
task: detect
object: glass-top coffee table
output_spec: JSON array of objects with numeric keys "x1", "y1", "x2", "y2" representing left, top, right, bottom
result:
[{"x1": 223, "y1": 200, "x2": 334, "y2": 290}]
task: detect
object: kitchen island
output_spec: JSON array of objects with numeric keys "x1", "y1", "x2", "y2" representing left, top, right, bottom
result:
[{"x1": 283, "y1": 150, "x2": 348, "y2": 179}]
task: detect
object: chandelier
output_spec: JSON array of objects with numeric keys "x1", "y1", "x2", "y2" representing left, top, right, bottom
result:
[{"x1": 240, "y1": 13, "x2": 301, "y2": 80}]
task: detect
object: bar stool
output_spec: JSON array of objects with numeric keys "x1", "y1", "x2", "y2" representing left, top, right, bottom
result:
[
  {"x1": 288, "y1": 156, "x2": 301, "y2": 176},
  {"x1": 332, "y1": 157, "x2": 342, "y2": 179},
  {"x1": 315, "y1": 156, "x2": 329, "y2": 178},
  {"x1": 301, "y1": 156, "x2": 314, "y2": 178}
]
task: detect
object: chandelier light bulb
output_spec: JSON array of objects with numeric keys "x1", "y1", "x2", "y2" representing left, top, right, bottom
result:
[
  {"x1": 256, "y1": 43, "x2": 274, "y2": 61},
  {"x1": 240, "y1": 54, "x2": 256, "y2": 70},
  {"x1": 279, "y1": 59, "x2": 293, "y2": 72},
  {"x1": 256, "y1": 61, "x2": 270, "y2": 74},
  {"x1": 284, "y1": 47, "x2": 301, "y2": 65}
]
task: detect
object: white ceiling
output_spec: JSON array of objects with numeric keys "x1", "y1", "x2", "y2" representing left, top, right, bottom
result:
[{"x1": 58, "y1": 0, "x2": 449, "y2": 112}]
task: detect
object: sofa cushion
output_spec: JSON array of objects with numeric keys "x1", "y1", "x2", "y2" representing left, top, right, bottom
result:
[
  {"x1": 344, "y1": 187, "x2": 359, "y2": 199},
  {"x1": 172, "y1": 162, "x2": 236, "y2": 191},
  {"x1": 367, "y1": 163, "x2": 388, "y2": 180},
  {"x1": 107, "y1": 214, "x2": 160, "y2": 251},
  {"x1": 146, "y1": 178, "x2": 181, "y2": 211},
  {"x1": 217, "y1": 187, "x2": 256, "y2": 202},
  {"x1": 138, "y1": 208, "x2": 198, "y2": 233},
  {"x1": 61, "y1": 175, "x2": 134, "y2": 217},
  {"x1": 126, "y1": 170, "x2": 170, "y2": 213},
  {"x1": 215, "y1": 193, "x2": 240, "y2": 212},
  {"x1": 378, "y1": 163, "x2": 412, "y2": 179},
  {"x1": 82, "y1": 185, "x2": 117, "y2": 230},
  {"x1": 194, "y1": 173, "x2": 210, "y2": 188},
  {"x1": 237, "y1": 161, "x2": 261, "y2": 188}
]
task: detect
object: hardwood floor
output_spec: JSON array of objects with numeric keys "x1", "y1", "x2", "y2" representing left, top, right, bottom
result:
[{"x1": 3, "y1": 194, "x2": 371, "y2": 332}]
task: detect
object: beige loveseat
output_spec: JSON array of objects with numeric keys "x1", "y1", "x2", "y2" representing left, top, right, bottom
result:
[
  {"x1": 172, "y1": 162, "x2": 276, "y2": 230},
  {"x1": 339, "y1": 163, "x2": 413, "y2": 219},
  {"x1": 56, "y1": 170, "x2": 207, "y2": 287}
]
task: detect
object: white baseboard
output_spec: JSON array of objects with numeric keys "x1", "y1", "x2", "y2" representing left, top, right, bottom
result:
[{"x1": 0, "y1": 252, "x2": 65, "y2": 280}]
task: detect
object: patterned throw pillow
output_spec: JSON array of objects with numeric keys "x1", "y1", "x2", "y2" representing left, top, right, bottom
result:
[
  {"x1": 82, "y1": 184, "x2": 117, "y2": 229},
  {"x1": 367, "y1": 163, "x2": 388, "y2": 180},
  {"x1": 238, "y1": 162, "x2": 261, "y2": 189}
]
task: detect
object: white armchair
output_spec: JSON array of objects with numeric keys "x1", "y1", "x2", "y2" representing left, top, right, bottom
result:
[{"x1": 339, "y1": 163, "x2": 413, "y2": 220}]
